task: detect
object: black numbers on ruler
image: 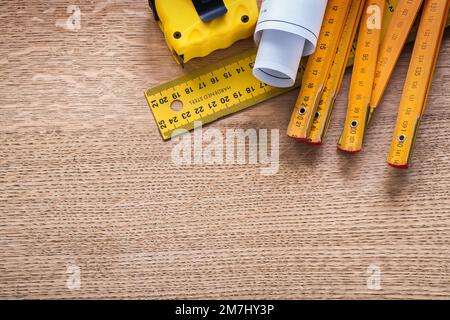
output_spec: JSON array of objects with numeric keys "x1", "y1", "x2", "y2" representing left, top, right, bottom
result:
[
  {"x1": 169, "y1": 116, "x2": 178, "y2": 125},
  {"x1": 220, "y1": 96, "x2": 230, "y2": 104},
  {"x1": 150, "y1": 100, "x2": 158, "y2": 108},
  {"x1": 246, "y1": 86, "x2": 255, "y2": 94},
  {"x1": 158, "y1": 120, "x2": 167, "y2": 129},
  {"x1": 181, "y1": 111, "x2": 191, "y2": 119},
  {"x1": 159, "y1": 97, "x2": 168, "y2": 104},
  {"x1": 150, "y1": 97, "x2": 169, "y2": 108},
  {"x1": 185, "y1": 87, "x2": 194, "y2": 95},
  {"x1": 211, "y1": 76, "x2": 220, "y2": 84},
  {"x1": 233, "y1": 91, "x2": 242, "y2": 99},
  {"x1": 155, "y1": 59, "x2": 262, "y2": 118},
  {"x1": 236, "y1": 67, "x2": 245, "y2": 74},
  {"x1": 208, "y1": 101, "x2": 217, "y2": 109},
  {"x1": 223, "y1": 71, "x2": 232, "y2": 79},
  {"x1": 194, "y1": 106, "x2": 204, "y2": 114},
  {"x1": 414, "y1": 67, "x2": 422, "y2": 76}
]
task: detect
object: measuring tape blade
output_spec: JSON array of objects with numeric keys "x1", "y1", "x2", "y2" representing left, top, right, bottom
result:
[
  {"x1": 286, "y1": 0, "x2": 352, "y2": 142},
  {"x1": 369, "y1": 0, "x2": 424, "y2": 121},
  {"x1": 308, "y1": 0, "x2": 365, "y2": 145},
  {"x1": 337, "y1": 0, "x2": 386, "y2": 153},
  {"x1": 145, "y1": 49, "x2": 306, "y2": 140},
  {"x1": 387, "y1": 0, "x2": 449, "y2": 169}
]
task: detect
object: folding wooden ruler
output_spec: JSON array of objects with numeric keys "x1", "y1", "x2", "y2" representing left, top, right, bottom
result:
[
  {"x1": 338, "y1": 0, "x2": 449, "y2": 160},
  {"x1": 308, "y1": 0, "x2": 366, "y2": 145},
  {"x1": 387, "y1": 0, "x2": 450, "y2": 168},
  {"x1": 286, "y1": 0, "x2": 353, "y2": 142},
  {"x1": 337, "y1": 0, "x2": 386, "y2": 153}
]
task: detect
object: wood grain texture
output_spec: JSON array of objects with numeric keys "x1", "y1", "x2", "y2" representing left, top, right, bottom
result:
[{"x1": 1, "y1": 0, "x2": 450, "y2": 299}]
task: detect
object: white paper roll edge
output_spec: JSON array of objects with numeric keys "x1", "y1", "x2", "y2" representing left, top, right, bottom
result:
[
  {"x1": 253, "y1": 0, "x2": 328, "y2": 88},
  {"x1": 253, "y1": 30, "x2": 306, "y2": 88}
]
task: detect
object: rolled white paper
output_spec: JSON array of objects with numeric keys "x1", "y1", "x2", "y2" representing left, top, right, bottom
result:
[{"x1": 253, "y1": 0, "x2": 328, "y2": 88}]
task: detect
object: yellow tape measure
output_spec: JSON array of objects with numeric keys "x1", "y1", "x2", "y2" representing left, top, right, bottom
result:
[
  {"x1": 337, "y1": 0, "x2": 386, "y2": 153},
  {"x1": 387, "y1": 0, "x2": 450, "y2": 168},
  {"x1": 370, "y1": 0, "x2": 424, "y2": 120},
  {"x1": 308, "y1": 0, "x2": 365, "y2": 145},
  {"x1": 145, "y1": 49, "x2": 306, "y2": 140},
  {"x1": 287, "y1": 0, "x2": 352, "y2": 141}
]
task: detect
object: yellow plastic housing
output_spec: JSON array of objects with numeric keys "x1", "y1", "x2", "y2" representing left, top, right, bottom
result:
[{"x1": 154, "y1": 0, "x2": 258, "y2": 64}]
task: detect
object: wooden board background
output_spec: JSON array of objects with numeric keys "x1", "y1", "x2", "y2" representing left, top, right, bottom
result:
[{"x1": 1, "y1": 0, "x2": 450, "y2": 299}]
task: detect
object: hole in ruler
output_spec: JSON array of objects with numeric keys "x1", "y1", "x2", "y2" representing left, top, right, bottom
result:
[
  {"x1": 170, "y1": 100, "x2": 183, "y2": 112},
  {"x1": 299, "y1": 107, "x2": 307, "y2": 115},
  {"x1": 350, "y1": 120, "x2": 358, "y2": 129},
  {"x1": 398, "y1": 134, "x2": 406, "y2": 143},
  {"x1": 315, "y1": 111, "x2": 320, "y2": 119}
]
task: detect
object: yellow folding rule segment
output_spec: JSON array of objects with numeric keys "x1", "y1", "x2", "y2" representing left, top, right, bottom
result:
[
  {"x1": 387, "y1": 0, "x2": 450, "y2": 169},
  {"x1": 308, "y1": 0, "x2": 408, "y2": 144},
  {"x1": 287, "y1": 0, "x2": 352, "y2": 141},
  {"x1": 337, "y1": 0, "x2": 386, "y2": 153},
  {"x1": 145, "y1": 49, "x2": 307, "y2": 140},
  {"x1": 308, "y1": 0, "x2": 365, "y2": 145},
  {"x1": 369, "y1": 0, "x2": 424, "y2": 122}
]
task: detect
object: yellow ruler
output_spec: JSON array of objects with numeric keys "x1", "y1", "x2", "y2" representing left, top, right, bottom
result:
[
  {"x1": 369, "y1": 0, "x2": 424, "y2": 121},
  {"x1": 145, "y1": 49, "x2": 306, "y2": 140},
  {"x1": 287, "y1": 0, "x2": 352, "y2": 141},
  {"x1": 387, "y1": 0, "x2": 449, "y2": 168},
  {"x1": 308, "y1": 0, "x2": 365, "y2": 145},
  {"x1": 338, "y1": 0, "x2": 386, "y2": 153}
]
